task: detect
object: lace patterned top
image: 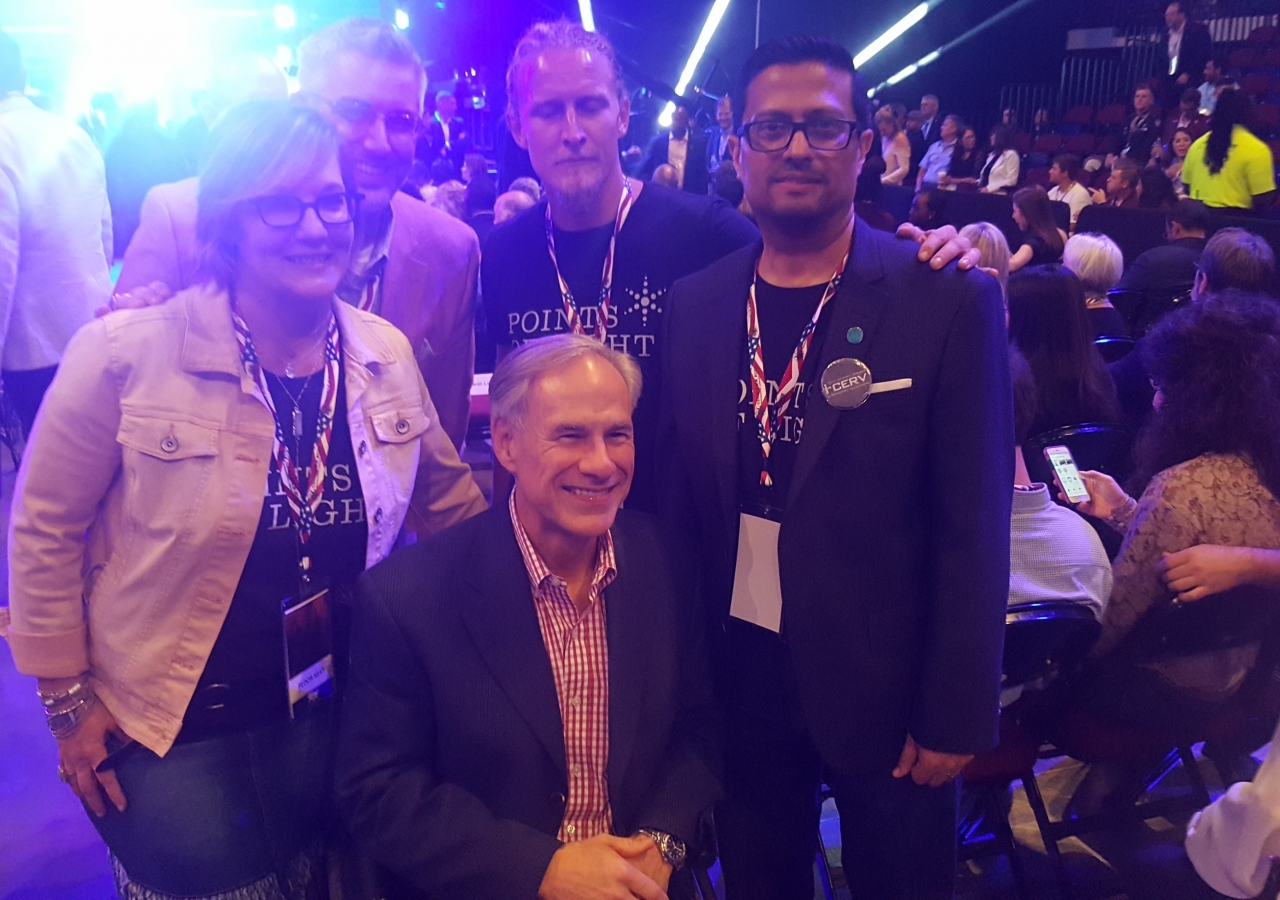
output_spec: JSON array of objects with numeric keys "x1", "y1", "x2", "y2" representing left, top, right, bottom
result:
[{"x1": 1096, "y1": 453, "x2": 1280, "y2": 699}]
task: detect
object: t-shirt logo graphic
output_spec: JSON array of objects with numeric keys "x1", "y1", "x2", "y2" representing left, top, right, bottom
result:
[{"x1": 622, "y1": 276, "x2": 665, "y2": 327}]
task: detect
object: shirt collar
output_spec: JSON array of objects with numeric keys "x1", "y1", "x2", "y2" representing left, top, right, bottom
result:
[{"x1": 509, "y1": 491, "x2": 617, "y2": 598}]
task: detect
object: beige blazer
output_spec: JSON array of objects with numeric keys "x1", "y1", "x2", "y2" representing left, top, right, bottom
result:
[
  {"x1": 116, "y1": 179, "x2": 479, "y2": 449},
  {"x1": 2, "y1": 286, "x2": 486, "y2": 755}
]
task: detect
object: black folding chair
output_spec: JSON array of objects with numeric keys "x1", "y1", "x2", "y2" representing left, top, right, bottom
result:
[
  {"x1": 959, "y1": 602, "x2": 1100, "y2": 900},
  {"x1": 1024, "y1": 423, "x2": 1131, "y2": 489},
  {"x1": 1093, "y1": 335, "x2": 1135, "y2": 363}
]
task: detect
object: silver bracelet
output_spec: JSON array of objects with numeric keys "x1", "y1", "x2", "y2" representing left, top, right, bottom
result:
[
  {"x1": 37, "y1": 678, "x2": 91, "y2": 709},
  {"x1": 47, "y1": 693, "x2": 96, "y2": 740}
]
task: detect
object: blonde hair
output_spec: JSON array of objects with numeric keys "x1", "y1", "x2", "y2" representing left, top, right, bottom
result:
[
  {"x1": 506, "y1": 20, "x2": 624, "y2": 119},
  {"x1": 959, "y1": 222, "x2": 1011, "y2": 297},
  {"x1": 1063, "y1": 232, "x2": 1124, "y2": 300},
  {"x1": 490, "y1": 334, "x2": 641, "y2": 428}
]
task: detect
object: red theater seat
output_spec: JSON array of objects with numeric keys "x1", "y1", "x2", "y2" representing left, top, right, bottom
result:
[
  {"x1": 1025, "y1": 166, "x2": 1052, "y2": 187},
  {"x1": 1031, "y1": 133, "x2": 1064, "y2": 155},
  {"x1": 1246, "y1": 24, "x2": 1277, "y2": 44},
  {"x1": 1242, "y1": 73, "x2": 1272, "y2": 97},
  {"x1": 1095, "y1": 104, "x2": 1127, "y2": 127},
  {"x1": 1062, "y1": 105, "x2": 1094, "y2": 127},
  {"x1": 1064, "y1": 133, "x2": 1096, "y2": 156},
  {"x1": 1230, "y1": 47, "x2": 1261, "y2": 69},
  {"x1": 1013, "y1": 132, "x2": 1033, "y2": 155}
]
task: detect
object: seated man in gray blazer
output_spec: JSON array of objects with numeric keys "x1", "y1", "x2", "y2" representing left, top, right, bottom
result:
[{"x1": 337, "y1": 334, "x2": 719, "y2": 900}]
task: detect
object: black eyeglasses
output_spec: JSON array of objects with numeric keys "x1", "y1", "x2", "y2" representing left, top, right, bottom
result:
[
  {"x1": 738, "y1": 118, "x2": 859, "y2": 152},
  {"x1": 251, "y1": 191, "x2": 361, "y2": 228},
  {"x1": 328, "y1": 97, "x2": 419, "y2": 137}
]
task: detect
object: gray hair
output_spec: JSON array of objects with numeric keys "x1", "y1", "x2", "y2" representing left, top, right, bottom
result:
[
  {"x1": 959, "y1": 222, "x2": 1011, "y2": 298},
  {"x1": 1063, "y1": 233, "x2": 1124, "y2": 299},
  {"x1": 197, "y1": 101, "x2": 346, "y2": 288},
  {"x1": 509, "y1": 176, "x2": 542, "y2": 201},
  {"x1": 490, "y1": 333, "x2": 642, "y2": 428},
  {"x1": 506, "y1": 19, "x2": 624, "y2": 120},
  {"x1": 298, "y1": 17, "x2": 423, "y2": 91}
]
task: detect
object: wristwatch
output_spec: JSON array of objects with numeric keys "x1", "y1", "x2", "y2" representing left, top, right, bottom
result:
[{"x1": 637, "y1": 828, "x2": 687, "y2": 870}]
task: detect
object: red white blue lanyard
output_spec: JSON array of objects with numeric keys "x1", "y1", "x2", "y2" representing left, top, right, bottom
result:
[
  {"x1": 231, "y1": 307, "x2": 341, "y2": 554},
  {"x1": 745, "y1": 245, "x2": 850, "y2": 487},
  {"x1": 544, "y1": 178, "x2": 637, "y2": 341}
]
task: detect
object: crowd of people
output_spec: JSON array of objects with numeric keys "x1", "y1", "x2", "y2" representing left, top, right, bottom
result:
[{"x1": 2, "y1": 6, "x2": 1280, "y2": 900}]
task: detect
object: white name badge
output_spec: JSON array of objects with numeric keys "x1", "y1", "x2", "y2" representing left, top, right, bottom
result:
[{"x1": 730, "y1": 514, "x2": 784, "y2": 633}]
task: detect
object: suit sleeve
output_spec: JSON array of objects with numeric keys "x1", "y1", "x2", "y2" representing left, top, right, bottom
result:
[
  {"x1": 633, "y1": 531, "x2": 722, "y2": 853},
  {"x1": 115, "y1": 186, "x2": 183, "y2": 295},
  {"x1": 703, "y1": 200, "x2": 760, "y2": 262},
  {"x1": 423, "y1": 227, "x2": 480, "y2": 451},
  {"x1": 640, "y1": 136, "x2": 664, "y2": 181},
  {"x1": 337, "y1": 574, "x2": 562, "y2": 899},
  {"x1": 912, "y1": 271, "x2": 1012, "y2": 755}
]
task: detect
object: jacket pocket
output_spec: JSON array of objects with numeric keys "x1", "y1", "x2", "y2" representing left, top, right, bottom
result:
[
  {"x1": 117, "y1": 414, "x2": 220, "y2": 461},
  {"x1": 369, "y1": 404, "x2": 431, "y2": 446}
]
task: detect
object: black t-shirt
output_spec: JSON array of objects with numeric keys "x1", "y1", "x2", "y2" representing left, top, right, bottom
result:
[
  {"x1": 482, "y1": 182, "x2": 759, "y2": 512},
  {"x1": 737, "y1": 281, "x2": 833, "y2": 513},
  {"x1": 1020, "y1": 231, "x2": 1061, "y2": 267},
  {"x1": 181, "y1": 360, "x2": 368, "y2": 739}
]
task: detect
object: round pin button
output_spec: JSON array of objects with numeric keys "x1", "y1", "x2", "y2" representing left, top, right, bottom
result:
[
  {"x1": 820, "y1": 358, "x2": 873, "y2": 409},
  {"x1": 846, "y1": 326, "x2": 864, "y2": 344},
  {"x1": 395, "y1": 419, "x2": 410, "y2": 435}
]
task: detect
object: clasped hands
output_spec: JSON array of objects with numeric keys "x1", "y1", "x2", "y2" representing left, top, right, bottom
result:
[{"x1": 539, "y1": 833, "x2": 671, "y2": 900}]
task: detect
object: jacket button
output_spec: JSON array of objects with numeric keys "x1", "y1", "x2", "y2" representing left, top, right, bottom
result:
[
  {"x1": 374, "y1": 507, "x2": 383, "y2": 524},
  {"x1": 395, "y1": 419, "x2": 410, "y2": 435},
  {"x1": 161, "y1": 436, "x2": 178, "y2": 453},
  {"x1": 359, "y1": 440, "x2": 368, "y2": 456}
]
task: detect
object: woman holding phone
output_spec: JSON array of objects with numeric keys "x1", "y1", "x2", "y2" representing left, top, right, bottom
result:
[
  {"x1": 3, "y1": 100, "x2": 485, "y2": 899},
  {"x1": 1057, "y1": 291, "x2": 1280, "y2": 732}
]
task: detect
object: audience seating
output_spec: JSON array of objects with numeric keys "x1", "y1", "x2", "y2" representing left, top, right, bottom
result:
[
  {"x1": 1013, "y1": 132, "x2": 1033, "y2": 156},
  {"x1": 1093, "y1": 335, "x2": 1135, "y2": 362},
  {"x1": 1074, "y1": 206, "x2": 1168, "y2": 266},
  {"x1": 1095, "y1": 104, "x2": 1127, "y2": 128},
  {"x1": 1024, "y1": 167, "x2": 1051, "y2": 188},
  {"x1": 1032, "y1": 134, "x2": 1064, "y2": 156},
  {"x1": 1062, "y1": 133, "x2": 1096, "y2": 156},
  {"x1": 1247, "y1": 24, "x2": 1278, "y2": 44},
  {"x1": 1062, "y1": 106, "x2": 1094, "y2": 128},
  {"x1": 937, "y1": 191, "x2": 1071, "y2": 250},
  {"x1": 1018, "y1": 587, "x2": 1280, "y2": 896}
]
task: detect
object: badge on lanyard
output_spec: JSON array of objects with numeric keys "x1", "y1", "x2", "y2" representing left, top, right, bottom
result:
[
  {"x1": 283, "y1": 588, "x2": 335, "y2": 718},
  {"x1": 730, "y1": 500, "x2": 785, "y2": 633}
]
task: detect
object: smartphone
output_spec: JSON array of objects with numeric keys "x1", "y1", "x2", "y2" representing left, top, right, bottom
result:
[{"x1": 1044, "y1": 445, "x2": 1090, "y2": 504}]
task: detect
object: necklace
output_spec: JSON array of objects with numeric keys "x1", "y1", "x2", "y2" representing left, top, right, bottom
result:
[{"x1": 268, "y1": 371, "x2": 316, "y2": 441}]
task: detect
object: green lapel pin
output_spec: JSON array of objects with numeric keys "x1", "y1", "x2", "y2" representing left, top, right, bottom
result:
[{"x1": 847, "y1": 326, "x2": 864, "y2": 344}]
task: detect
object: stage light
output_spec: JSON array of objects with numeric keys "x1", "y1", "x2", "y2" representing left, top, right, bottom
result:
[
  {"x1": 854, "y1": 3, "x2": 929, "y2": 69},
  {"x1": 275, "y1": 44, "x2": 293, "y2": 70},
  {"x1": 885, "y1": 63, "x2": 918, "y2": 86},
  {"x1": 577, "y1": 0, "x2": 596, "y2": 32},
  {"x1": 394, "y1": 8, "x2": 410, "y2": 29},
  {"x1": 272, "y1": 4, "x2": 296, "y2": 30},
  {"x1": 657, "y1": 0, "x2": 733, "y2": 128}
]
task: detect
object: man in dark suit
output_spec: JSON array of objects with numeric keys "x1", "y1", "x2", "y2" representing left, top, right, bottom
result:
[
  {"x1": 707, "y1": 94, "x2": 736, "y2": 174},
  {"x1": 659, "y1": 36, "x2": 1011, "y2": 900},
  {"x1": 918, "y1": 93, "x2": 942, "y2": 147},
  {"x1": 1115, "y1": 198, "x2": 1208, "y2": 307},
  {"x1": 1166, "y1": 0, "x2": 1212, "y2": 107},
  {"x1": 338, "y1": 334, "x2": 719, "y2": 900},
  {"x1": 423, "y1": 89, "x2": 471, "y2": 173},
  {"x1": 641, "y1": 99, "x2": 710, "y2": 194}
]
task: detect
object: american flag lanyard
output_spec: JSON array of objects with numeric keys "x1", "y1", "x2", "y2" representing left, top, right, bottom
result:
[
  {"x1": 746, "y1": 247, "x2": 850, "y2": 487},
  {"x1": 232, "y1": 307, "x2": 342, "y2": 582},
  {"x1": 544, "y1": 178, "x2": 637, "y2": 341}
]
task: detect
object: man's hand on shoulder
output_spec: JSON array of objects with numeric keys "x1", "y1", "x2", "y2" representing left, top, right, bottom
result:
[
  {"x1": 895, "y1": 223, "x2": 982, "y2": 271},
  {"x1": 96, "y1": 281, "x2": 174, "y2": 318},
  {"x1": 539, "y1": 834, "x2": 668, "y2": 900}
]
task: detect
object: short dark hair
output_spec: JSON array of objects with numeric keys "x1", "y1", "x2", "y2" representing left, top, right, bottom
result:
[
  {"x1": 1180, "y1": 87, "x2": 1201, "y2": 106},
  {"x1": 1051, "y1": 154, "x2": 1081, "y2": 180},
  {"x1": 733, "y1": 35, "x2": 869, "y2": 132},
  {"x1": 1166, "y1": 0, "x2": 1187, "y2": 14},
  {"x1": 0, "y1": 30, "x2": 23, "y2": 94},
  {"x1": 1167, "y1": 198, "x2": 1209, "y2": 234},
  {"x1": 464, "y1": 174, "x2": 497, "y2": 216},
  {"x1": 1200, "y1": 228, "x2": 1277, "y2": 294}
]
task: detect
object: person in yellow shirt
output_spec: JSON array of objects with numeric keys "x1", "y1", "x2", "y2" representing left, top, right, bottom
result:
[{"x1": 1180, "y1": 89, "x2": 1276, "y2": 211}]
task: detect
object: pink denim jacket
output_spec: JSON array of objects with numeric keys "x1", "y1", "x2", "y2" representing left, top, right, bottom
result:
[{"x1": 3, "y1": 284, "x2": 487, "y2": 755}]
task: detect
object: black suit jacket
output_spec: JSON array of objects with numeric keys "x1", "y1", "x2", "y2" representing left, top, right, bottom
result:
[
  {"x1": 657, "y1": 222, "x2": 1013, "y2": 775},
  {"x1": 641, "y1": 131, "x2": 711, "y2": 195},
  {"x1": 919, "y1": 114, "x2": 943, "y2": 148},
  {"x1": 423, "y1": 115, "x2": 471, "y2": 171},
  {"x1": 1173, "y1": 22, "x2": 1212, "y2": 85},
  {"x1": 1116, "y1": 236, "x2": 1205, "y2": 300},
  {"x1": 337, "y1": 505, "x2": 720, "y2": 899}
]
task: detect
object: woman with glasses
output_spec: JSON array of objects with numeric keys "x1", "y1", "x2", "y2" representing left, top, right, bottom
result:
[{"x1": 4, "y1": 100, "x2": 485, "y2": 900}]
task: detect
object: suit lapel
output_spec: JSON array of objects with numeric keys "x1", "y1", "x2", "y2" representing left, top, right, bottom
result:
[
  {"x1": 787, "y1": 222, "x2": 894, "y2": 508},
  {"x1": 705, "y1": 246, "x2": 759, "y2": 541},
  {"x1": 461, "y1": 509, "x2": 567, "y2": 777},
  {"x1": 604, "y1": 525, "x2": 650, "y2": 793}
]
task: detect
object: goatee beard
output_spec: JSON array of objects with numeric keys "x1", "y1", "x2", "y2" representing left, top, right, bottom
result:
[{"x1": 548, "y1": 178, "x2": 610, "y2": 223}]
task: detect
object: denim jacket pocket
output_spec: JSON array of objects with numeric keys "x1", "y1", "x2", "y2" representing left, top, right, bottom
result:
[
  {"x1": 369, "y1": 405, "x2": 431, "y2": 446},
  {"x1": 117, "y1": 414, "x2": 220, "y2": 461}
]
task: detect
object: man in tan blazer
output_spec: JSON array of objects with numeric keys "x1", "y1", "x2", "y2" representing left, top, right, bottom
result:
[{"x1": 116, "y1": 18, "x2": 478, "y2": 450}]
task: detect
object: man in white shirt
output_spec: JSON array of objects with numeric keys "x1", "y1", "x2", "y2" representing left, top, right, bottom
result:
[
  {"x1": 1046, "y1": 154, "x2": 1092, "y2": 230},
  {"x1": 0, "y1": 31, "x2": 112, "y2": 435},
  {"x1": 640, "y1": 99, "x2": 709, "y2": 194}
]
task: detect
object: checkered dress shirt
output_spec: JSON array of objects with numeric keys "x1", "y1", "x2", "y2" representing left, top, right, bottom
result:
[{"x1": 509, "y1": 492, "x2": 617, "y2": 841}]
